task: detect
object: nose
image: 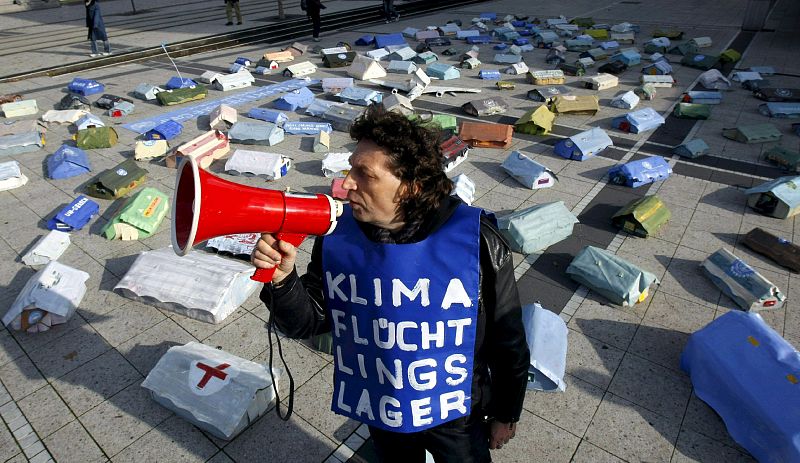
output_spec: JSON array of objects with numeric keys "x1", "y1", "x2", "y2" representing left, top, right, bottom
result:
[{"x1": 342, "y1": 172, "x2": 356, "y2": 191}]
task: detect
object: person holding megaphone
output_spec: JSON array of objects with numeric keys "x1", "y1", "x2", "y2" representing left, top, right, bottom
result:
[{"x1": 252, "y1": 105, "x2": 529, "y2": 463}]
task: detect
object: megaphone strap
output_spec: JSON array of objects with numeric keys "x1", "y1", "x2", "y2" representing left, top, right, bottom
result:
[{"x1": 266, "y1": 287, "x2": 296, "y2": 421}]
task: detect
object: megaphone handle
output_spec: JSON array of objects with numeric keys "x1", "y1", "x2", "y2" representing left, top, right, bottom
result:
[{"x1": 251, "y1": 232, "x2": 308, "y2": 283}]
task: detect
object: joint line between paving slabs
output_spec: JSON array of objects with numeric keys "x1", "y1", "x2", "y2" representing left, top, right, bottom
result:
[{"x1": 0, "y1": 379, "x2": 54, "y2": 462}]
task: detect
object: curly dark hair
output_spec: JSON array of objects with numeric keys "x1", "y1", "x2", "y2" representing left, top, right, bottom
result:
[{"x1": 349, "y1": 104, "x2": 453, "y2": 226}]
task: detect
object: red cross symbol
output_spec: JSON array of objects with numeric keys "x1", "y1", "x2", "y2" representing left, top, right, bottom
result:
[{"x1": 195, "y1": 362, "x2": 231, "y2": 389}]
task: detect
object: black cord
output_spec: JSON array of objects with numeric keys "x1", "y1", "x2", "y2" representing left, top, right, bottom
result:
[{"x1": 266, "y1": 285, "x2": 295, "y2": 421}]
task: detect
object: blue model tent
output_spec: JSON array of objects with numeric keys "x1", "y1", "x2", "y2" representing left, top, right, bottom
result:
[
  {"x1": 355, "y1": 34, "x2": 375, "y2": 46},
  {"x1": 612, "y1": 107, "x2": 665, "y2": 134},
  {"x1": 681, "y1": 311, "x2": 800, "y2": 463},
  {"x1": 47, "y1": 145, "x2": 91, "y2": 180},
  {"x1": 608, "y1": 156, "x2": 672, "y2": 188},
  {"x1": 374, "y1": 33, "x2": 406, "y2": 49},
  {"x1": 145, "y1": 120, "x2": 183, "y2": 141},
  {"x1": 165, "y1": 77, "x2": 198, "y2": 89},
  {"x1": 67, "y1": 78, "x2": 104, "y2": 96},
  {"x1": 46, "y1": 195, "x2": 99, "y2": 231},
  {"x1": 553, "y1": 127, "x2": 613, "y2": 161},
  {"x1": 273, "y1": 87, "x2": 315, "y2": 111},
  {"x1": 247, "y1": 108, "x2": 288, "y2": 126}
]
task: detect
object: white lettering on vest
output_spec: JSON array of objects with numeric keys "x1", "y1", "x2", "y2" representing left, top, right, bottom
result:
[
  {"x1": 408, "y1": 359, "x2": 437, "y2": 391},
  {"x1": 336, "y1": 345, "x2": 353, "y2": 375},
  {"x1": 373, "y1": 278, "x2": 382, "y2": 306},
  {"x1": 420, "y1": 321, "x2": 445, "y2": 350},
  {"x1": 351, "y1": 315, "x2": 368, "y2": 345},
  {"x1": 444, "y1": 354, "x2": 468, "y2": 386},
  {"x1": 331, "y1": 309, "x2": 347, "y2": 338},
  {"x1": 441, "y1": 278, "x2": 472, "y2": 309},
  {"x1": 357, "y1": 353, "x2": 368, "y2": 379},
  {"x1": 356, "y1": 388, "x2": 375, "y2": 420},
  {"x1": 337, "y1": 381, "x2": 351, "y2": 412},
  {"x1": 396, "y1": 321, "x2": 418, "y2": 352},
  {"x1": 392, "y1": 278, "x2": 431, "y2": 307},
  {"x1": 376, "y1": 358, "x2": 403, "y2": 389},
  {"x1": 439, "y1": 390, "x2": 467, "y2": 420},
  {"x1": 326, "y1": 272, "x2": 347, "y2": 301},
  {"x1": 379, "y1": 396, "x2": 402, "y2": 428},
  {"x1": 349, "y1": 274, "x2": 367, "y2": 305},
  {"x1": 411, "y1": 397, "x2": 433, "y2": 427},
  {"x1": 447, "y1": 318, "x2": 472, "y2": 346},
  {"x1": 374, "y1": 318, "x2": 395, "y2": 349}
]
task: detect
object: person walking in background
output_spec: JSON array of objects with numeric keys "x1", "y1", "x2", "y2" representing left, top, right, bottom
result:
[
  {"x1": 224, "y1": 0, "x2": 243, "y2": 26},
  {"x1": 382, "y1": 0, "x2": 399, "y2": 23},
  {"x1": 85, "y1": 0, "x2": 111, "y2": 57},
  {"x1": 305, "y1": 0, "x2": 324, "y2": 42}
]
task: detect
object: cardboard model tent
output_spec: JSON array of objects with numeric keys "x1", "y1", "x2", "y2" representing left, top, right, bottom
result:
[
  {"x1": 674, "y1": 139, "x2": 709, "y2": 158},
  {"x1": 21, "y1": 230, "x2": 70, "y2": 266},
  {"x1": 723, "y1": 123, "x2": 782, "y2": 144},
  {"x1": 514, "y1": 106, "x2": 555, "y2": 135},
  {"x1": 612, "y1": 107, "x2": 665, "y2": 134},
  {"x1": 224, "y1": 150, "x2": 292, "y2": 180},
  {"x1": 141, "y1": 342, "x2": 280, "y2": 440},
  {"x1": 607, "y1": 156, "x2": 672, "y2": 188},
  {"x1": 497, "y1": 201, "x2": 578, "y2": 254},
  {"x1": 2, "y1": 261, "x2": 89, "y2": 333},
  {"x1": 101, "y1": 187, "x2": 169, "y2": 241},
  {"x1": 702, "y1": 248, "x2": 786, "y2": 311},
  {"x1": 115, "y1": 247, "x2": 259, "y2": 323},
  {"x1": 548, "y1": 95, "x2": 599, "y2": 115},
  {"x1": 228, "y1": 121, "x2": 284, "y2": 146},
  {"x1": 742, "y1": 227, "x2": 800, "y2": 273},
  {"x1": 681, "y1": 311, "x2": 800, "y2": 463},
  {"x1": 0, "y1": 160, "x2": 28, "y2": 192},
  {"x1": 745, "y1": 176, "x2": 800, "y2": 219},
  {"x1": 612, "y1": 195, "x2": 671, "y2": 238},
  {"x1": 500, "y1": 151, "x2": 557, "y2": 190},
  {"x1": 566, "y1": 246, "x2": 659, "y2": 306},
  {"x1": 347, "y1": 55, "x2": 387, "y2": 80},
  {"x1": 610, "y1": 90, "x2": 640, "y2": 110},
  {"x1": 554, "y1": 127, "x2": 613, "y2": 161}
]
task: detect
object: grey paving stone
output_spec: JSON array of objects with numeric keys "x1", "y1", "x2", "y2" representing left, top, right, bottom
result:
[
  {"x1": 88, "y1": 300, "x2": 167, "y2": 347},
  {"x1": 12, "y1": 422, "x2": 33, "y2": 439},
  {"x1": 51, "y1": 349, "x2": 142, "y2": 417},
  {"x1": 616, "y1": 236, "x2": 677, "y2": 280},
  {"x1": 0, "y1": 328, "x2": 25, "y2": 368},
  {"x1": 571, "y1": 439, "x2": 626, "y2": 463},
  {"x1": 18, "y1": 430, "x2": 39, "y2": 449},
  {"x1": 29, "y1": 449, "x2": 54, "y2": 463},
  {"x1": 77, "y1": 277, "x2": 131, "y2": 322},
  {"x1": 522, "y1": 374, "x2": 604, "y2": 437},
  {"x1": 22, "y1": 439, "x2": 45, "y2": 458},
  {"x1": 202, "y1": 311, "x2": 271, "y2": 361},
  {"x1": 18, "y1": 384, "x2": 76, "y2": 439},
  {"x1": 627, "y1": 321, "x2": 690, "y2": 373},
  {"x1": 643, "y1": 291, "x2": 716, "y2": 335},
  {"x1": 252, "y1": 338, "x2": 330, "y2": 395},
  {"x1": 568, "y1": 297, "x2": 642, "y2": 350},
  {"x1": 27, "y1": 325, "x2": 111, "y2": 380},
  {"x1": 168, "y1": 307, "x2": 247, "y2": 342},
  {"x1": 0, "y1": 353, "x2": 49, "y2": 400},
  {"x1": 293, "y1": 364, "x2": 360, "y2": 444},
  {"x1": 565, "y1": 329, "x2": 625, "y2": 391},
  {"x1": 116, "y1": 317, "x2": 197, "y2": 376},
  {"x1": 608, "y1": 353, "x2": 692, "y2": 422},
  {"x1": 79, "y1": 382, "x2": 172, "y2": 457},
  {"x1": 7, "y1": 413, "x2": 27, "y2": 432},
  {"x1": 681, "y1": 393, "x2": 741, "y2": 449},
  {"x1": 110, "y1": 415, "x2": 217, "y2": 463},
  {"x1": 584, "y1": 393, "x2": 680, "y2": 463},
  {"x1": 0, "y1": 415, "x2": 22, "y2": 459},
  {"x1": 658, "y1": 270, "x2": 722, "y2": 310},
  {"x1": 224, "y1": 410, "x2": 337, "y2": 463},
  {"x1": 672, "y1": 428, "x2": 756, "y2": 462},
  {"x1": 44, "y1": 421, "x2": 106, "y2": 463},
  {"x1": 492, "y1": 410, "x2": 580, "y2": 463},
  {"x1": 206, "y1": 450, "x2": 235, "y2": 463}
]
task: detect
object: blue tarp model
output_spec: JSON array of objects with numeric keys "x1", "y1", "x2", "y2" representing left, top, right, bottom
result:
[
  {"x1": 612, "y1": 107, "x2": 665, "y2": 133},
  {"x1": 144, "y1": 120, "x2": 183, "y2": 141},
  {"x1": 273, "y1": 87, "x2": 315, "y2": 111},
  {"x1": 607, "y1": 156, "x2": 672, "y2": 188},
  {"x1": 554, "y1": 127, "x2": 613, "y2": 161},
  {"x1": 566, "y1": 246, "x2": 659, "y2": 306},
  {"x1": 521, "y1": 303, "x2": 567, "y2": 392},
  {"x1": 681, "y1": 311, "x2": 800, "y2": 463},
  {"x1": 47, "y1": 195, "x2": 99, "y2": 231},
  {"x1": 67, "y1": 78, "x2": 104, "y2": 96},
  {"x1": 165, "y1": 77, "x2": 198, "y2": 89},
  {"x1": 355, "y1": 34, "x2": 375, "y2": 46},
  {"x1": 374, "y1": 33, "x2": 406, "y2": 48},
  {"x1": 247, "y1": 108, "x2": 288, "y2": 126},
  {"x1": 47, "y1": 145, "x2": 91, "y2": 180}
]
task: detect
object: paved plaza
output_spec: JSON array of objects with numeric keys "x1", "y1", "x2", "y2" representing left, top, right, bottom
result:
[{"x1": 1, "y1": 0, "x2": 799, "y2": 461}]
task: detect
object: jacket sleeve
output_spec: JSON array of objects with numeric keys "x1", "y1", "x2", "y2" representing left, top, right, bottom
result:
[
  {"x1": 480, "y1": 219, "x2": 530, "y2": 423},
  {"x1": 259, "y1": 236, "x2": 331, "y2": 338}
]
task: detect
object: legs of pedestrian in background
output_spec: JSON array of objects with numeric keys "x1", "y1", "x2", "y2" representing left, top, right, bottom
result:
[
  {"x1": 383, "y1": 0, "x2": 399, "y2": 23},
  {"x1": 312, "y1": 15, "x2": 321, "y2": 41},
  {"x1": 102, "y1": 40, "x2": 111, "y2": 56},
  {"x1": 89, "y1": 39, "x2": 99, "y2": 57},
  {"x1": 225, "y1": 0, "x2": 242, "y2": 25}
]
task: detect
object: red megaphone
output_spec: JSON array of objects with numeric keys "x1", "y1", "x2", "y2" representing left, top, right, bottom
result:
[{"x1": 171, "y1": 156, "x2": 343, "y2": 283}]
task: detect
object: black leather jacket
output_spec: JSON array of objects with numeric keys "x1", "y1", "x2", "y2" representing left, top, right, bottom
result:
[{"x1": 261, "y1": 196, "x2": 530, "y2": 423}]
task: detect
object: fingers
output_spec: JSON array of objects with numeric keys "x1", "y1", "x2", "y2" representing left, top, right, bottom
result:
[{"x1": 251, "y1": 234, "x2": 297, "y2": 269}]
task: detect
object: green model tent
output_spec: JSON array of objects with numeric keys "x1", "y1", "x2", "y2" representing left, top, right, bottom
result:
[
  {"x1": 514, "y1": 105, "x2": 555, "y2": 135},
  {"x1": 612, "y1": 195, "x2": 671, "y2": 238}
]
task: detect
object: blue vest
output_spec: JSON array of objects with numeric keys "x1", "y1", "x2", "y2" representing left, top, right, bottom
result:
[{"x1": 323, "y1": 204, "x2": 481, "y2": 433}]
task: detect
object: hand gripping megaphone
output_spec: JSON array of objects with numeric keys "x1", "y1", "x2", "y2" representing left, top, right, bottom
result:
[{"x1": 171, "y1": 156, "x2": 343, "y2": 283}]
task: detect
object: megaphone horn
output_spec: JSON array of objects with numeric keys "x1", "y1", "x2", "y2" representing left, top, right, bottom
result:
[{"x1": 171, "y1": 156, "x2": 343, "y2": 283}]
